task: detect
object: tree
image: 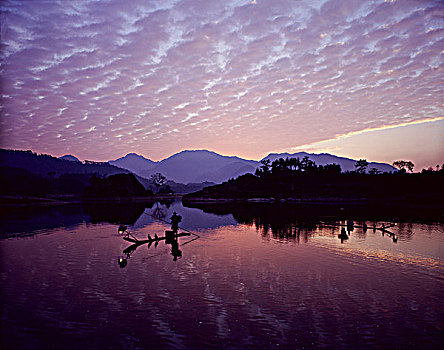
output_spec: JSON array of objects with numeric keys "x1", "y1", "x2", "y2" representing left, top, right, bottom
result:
[
  {"x1": 288, "y1": 157, "x2": 301, "y2": 171},
  {"x1": 392, "y1": 160, "x2": 414, "y2": 173},
  {"x1": 271, "y1": 158, "x2": 287, "y2": 173},
  {"x1": 150, "y1": 173, "x2": 166, "y2": 193},
  {"x1": 421, "y1": 163, "x2": 444, "y2": 174},
  {"x1": 255, "y1": 159, "x2": 272, "y2": 177},
  {"x1": 355, "y1": 159, "x2": 369, "y2": 174},
  {"x1": 300, "y1": 156, "x2": 315, "y2": 171},
  {"x1": 321, "y1": 163, "x2": 342, "y2": 174},
  {"x1": 369, "y1": 167, "x2": 380, "y2": 175}
]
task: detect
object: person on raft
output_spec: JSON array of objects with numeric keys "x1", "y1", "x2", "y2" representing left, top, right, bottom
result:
[{"x1": 170, "y1": 212, "x2": 182, "y2": 234}]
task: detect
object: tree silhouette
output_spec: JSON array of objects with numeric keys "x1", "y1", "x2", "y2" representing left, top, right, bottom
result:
[
  {"x1": 300, "y1": 156, "x2": 315, "y2": 171},
  {"x1": 288, "y1": 157, "x2": 301, "y2": 171},
  {"x1": 355, "y1": 159, "x2": 369, "y2": 174},
  {"x1": 255, "y1": 159, "x2": 272, "y2": 177},
  {"x1": 271, "y1": 158, "x2": 288, "y2": 172},
  {"x1": 255, "y1": 157, "x2": 342, "y2": 177},
  {"x1": 393, "y1": 160, "x2": 414, "y2": 173}
]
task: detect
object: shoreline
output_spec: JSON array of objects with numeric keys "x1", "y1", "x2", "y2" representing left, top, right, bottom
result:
[
  {"x1": 182, "y1": 196, "x2": 443, "y2": 206},
  {"x1": 1, "y1": 194, "x2": 442, "y2": 214},
  {"x1": 0, "y1": 194, "x2": 180, "y2": 207}
]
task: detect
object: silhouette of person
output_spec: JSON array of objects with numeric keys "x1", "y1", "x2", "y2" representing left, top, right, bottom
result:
[{"x1": 170, "y1": 212, "x2": 182, "y2": 234}]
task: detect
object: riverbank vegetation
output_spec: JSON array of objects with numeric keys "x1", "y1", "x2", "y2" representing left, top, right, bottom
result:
[{"x1": 183, "y1": 157, "x2": 444, "y2": 207}]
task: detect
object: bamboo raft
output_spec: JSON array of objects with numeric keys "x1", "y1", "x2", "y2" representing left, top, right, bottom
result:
[{"x1": 122, "y1": 231, "x2": 191, "y2": 244}]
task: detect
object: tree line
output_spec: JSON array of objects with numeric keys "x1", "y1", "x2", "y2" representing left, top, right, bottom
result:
[
  {"x1": 255, "y1": 156, "x2": 342, "y2": 177},
  {"x1": 255, "y1": 156, "x2": 443, "y2": 176}
]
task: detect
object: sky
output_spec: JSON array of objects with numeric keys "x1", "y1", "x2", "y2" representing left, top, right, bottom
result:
[{"x1": 0, "y1": 0, "x2": 443, "y2": 170}]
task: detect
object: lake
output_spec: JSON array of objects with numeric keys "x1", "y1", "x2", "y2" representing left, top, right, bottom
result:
[{"x1": 1, "y1": 201, "x2": 443, "y2": 349}]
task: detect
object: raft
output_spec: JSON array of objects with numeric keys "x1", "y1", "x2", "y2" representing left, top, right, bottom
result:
[{"x1": 122, "y1": 231, "x2": 191, "y2": 244}]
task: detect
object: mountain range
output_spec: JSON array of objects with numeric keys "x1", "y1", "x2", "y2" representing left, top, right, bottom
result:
[
  {"x1": 0, "y1": 148, "x2": 396, "y2": 191},
  {"x1": 0, "y1": 149, "x2": 214, "y2": 195},
  {"x1": 110, "y1": 150, "x2": 258, "y2": 184},
  {"x1": 110, "y1": 150, "x2": 395, "y2": 184}
]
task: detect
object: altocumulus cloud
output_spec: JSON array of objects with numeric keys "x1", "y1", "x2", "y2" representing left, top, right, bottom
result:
[{"x1": 0, "y1": 0, "x2": 442, "y2": 160}]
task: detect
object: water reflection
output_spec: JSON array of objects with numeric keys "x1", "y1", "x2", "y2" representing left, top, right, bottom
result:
[
  {"x1": 184, "y1": 202, "x2": 432, "y2": 245},
  {"x1": 1, "y1": 201, "x2": 442, "y2": 349},
  {"x1": 135, "y1": 200, "x2": 237, "y2": 231},
  {"x1": 339, "y1": 227, "x2": 349, "y2": 243},
  {"x1": 184, "y1": 201, "x2": 443, "y2": 224},
  {"x1": 82, "y1": 201, "x2": 152, "y2": 225},
  {"x1": 118, "y1": 235, "x2": 182, "y2": 267},
  {"x1": 0, "y1": 200, "x2": 440, "y2": 263},
  {"x1": 0, "y1": 203, "x2": 87, "y2": 237},
  {"x1": 1, "y1": 200, "x2": 435, "y2": 247},
  {"x1": 117, "y1": 221, "x2": 199, "y2": 267},
  {"x1": 0, "y1": 199, "x2": 235, "y2": 238},
  {"x1": 320, "y1": 221, "x2": 399, "y2": 244}
]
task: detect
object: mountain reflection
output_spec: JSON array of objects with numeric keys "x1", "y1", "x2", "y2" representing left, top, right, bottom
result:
[
  {"x1": 0, "y1": 203, "x2": 88, "y2": 237},
  {"x1": 1, "y1": 200, "x2": 234, "y2": 237},
  {"x1": 82, "y1": 201, "x2": 153, "y2": 225}
]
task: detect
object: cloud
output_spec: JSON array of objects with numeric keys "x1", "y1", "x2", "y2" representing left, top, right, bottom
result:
[{"x1": 0, "y1": 0, "x2": 442, "y2": 162}]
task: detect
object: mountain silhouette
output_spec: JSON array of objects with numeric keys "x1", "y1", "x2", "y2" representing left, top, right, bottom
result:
[
  {"x1": 1, "y1": 149, "x2": 397, "y2": 191},
  {"x1": 147, "y1": 150, "x2": 258, "y2": 184},
  {"x1": 0, "y1": 149, "x2": 215, "y2": 195},
  {"x1": 110, "y1": 149, "x2": 396, "y2": 184},
  {"x1": 109, "y1": 153, "x2": 156, "y2": 175},
  {"x1": 0, "y1": 149, "x2": 126, "y2": 176},
  {"x1": 111, "y1": 150, "x2": 258, "y2": 184}
]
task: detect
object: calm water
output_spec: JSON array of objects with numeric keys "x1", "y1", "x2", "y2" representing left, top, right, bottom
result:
[{"x1": 1, "y1": 201, "x2": 443, "y2": 349}]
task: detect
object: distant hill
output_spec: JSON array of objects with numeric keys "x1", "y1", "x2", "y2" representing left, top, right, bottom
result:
[
  {"x1": 0, "y1": 149, "x2": 128, "y2": 177},
  {"x1": 111, "y1": 150, "x2": 258, "y2": 184},
  {"x1": 0, "y1": 149, "x2": 131, "y2": 197},
  {"x1": 83, "y1": 173, "x2": 151, "y2": 199},
  {"x1": 144, "y1": 150, "x2": 258, "y2": 184},
  {"x1": 59, "y1": 154, "x2": 80, "y2": 162},
  {"x1": 166, "y1": 181, "x2": 216, "y2": 195},
  {"x1": 133, "y1": 174, "x2": 214, "y2": 195},
  {"x1": 194, "y1": 161, "x2": 256, "y2": 183},
  {"x1": 0, "y1": 149, "x2": 214, "y2": 196},
  {"x1": 110, "y1": 150, "x2": 395, "y2": 184},
  {"x1": 109, "y1": 153, "x2": 156, "y2": 176}
]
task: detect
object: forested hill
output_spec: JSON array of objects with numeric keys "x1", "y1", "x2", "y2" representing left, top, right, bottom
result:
[
  {"x1": 0, "y1": 149, "x2": 128, "y2": 176},
  {"x1": 183, "y1": 167, "x2": 444, "y2": 207},
  {"x1": 0, "y1": 149, "x2": 129, "y2": 198},
  {"x1": 0, "y1": 149, "x2": 214, "y2": 197}
]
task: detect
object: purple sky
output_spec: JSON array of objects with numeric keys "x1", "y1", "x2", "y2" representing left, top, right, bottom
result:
[{"x1": 1, "y1": 0, "x2": 443, "y2": 170}]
